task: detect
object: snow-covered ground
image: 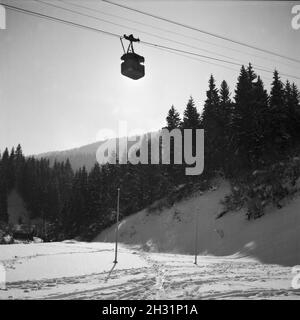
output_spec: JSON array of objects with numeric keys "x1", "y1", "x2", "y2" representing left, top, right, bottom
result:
[
  {"x1": 0, "y1": 241, "x2": 299, "y2": 300},
  {"x1": 96, "y1": 179, "x2": 300, "y2": 267},
  {"x1": 1, "y1": 179, "x2": 300, "y2": 300}
]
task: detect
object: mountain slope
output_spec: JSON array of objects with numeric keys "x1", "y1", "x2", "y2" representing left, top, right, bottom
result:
[
  {"x1": 95, "y1": 179, "x2": 300, "y2": 267},
  {"x1": 36, "y1": 132, "x2": 157, "y2": 171},
  {"x1": 36, "y1": 140, "x2": 104, "y2": 171}
]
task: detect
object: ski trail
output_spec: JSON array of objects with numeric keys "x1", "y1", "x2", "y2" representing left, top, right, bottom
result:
[
  {"x1": 137, "y1": 250, "x2": 168, "y2": 299},
  {"x1": 1, "y1": 242, "x2": 299, "y2": 300}
]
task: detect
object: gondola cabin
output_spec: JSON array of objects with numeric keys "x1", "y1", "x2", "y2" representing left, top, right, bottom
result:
[
  {"x1": 120, "y1": 34, "x2": 145, "y2": 80},
  {"x1": 121, "y1": 52, "x2": 145, "y2": 80}
]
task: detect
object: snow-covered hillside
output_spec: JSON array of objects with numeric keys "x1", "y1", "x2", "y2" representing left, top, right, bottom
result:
[
  {"x1": 95, "y1": 179, "x2": 300, "y2": 267},
  {"x1": 0, "y1": 241, "x2": 299, "y2": 299},
  {"x1": 1, "y1": 179, "x2": 299, "y2": 299}
]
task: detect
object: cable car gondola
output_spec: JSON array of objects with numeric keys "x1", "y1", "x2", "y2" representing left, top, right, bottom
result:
[{"x1": 120, "y1": 34, "x2": 145, "y2": 80}]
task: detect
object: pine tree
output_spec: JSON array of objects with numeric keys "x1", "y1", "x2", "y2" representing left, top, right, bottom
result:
[
  {"x1": 201, "y1": 75, "x2": 221, "y2": 170},
  {"x1": 164, "y1": 105, "x2": 184, "y2": 182},
  {"x1": 220, "y1": 80, "x2": 231, "y2": 105},
  {"x1": 251, "y1": 76, "x2": 269, "y2": 161},
  {"x1": 182, "y1": 96, "x2": 201, "y2": 129},
  {"x1": 247, "y1": 63, "x2": 257, "y2": 83},
  {"x1": 290, "y1": 83, "x2": 300, "y2": 140},
  {"x1": 231, "y1": 64, "x2": 252, "y2": 163},
  {"x1": 14, "y1": 144, "x2": 25, "y2": 192},
  {"x1": 270, "y1": 70, "x2": 285, "y2": 109},
  {"x1": 219, "y1": 80, "x2": 233, "y2": 171},
  {"x1": 291, "y1": 83, "x2": 300, "y2": 106},
  {"x1": 234, "y1": 65, "x2": 252, "y2": 108},
  {"x1": 284, "y1": 80, "x2": 296, "y2": 140},
  {"x1": 87, "y1": 163, "x2": 102, "y2": 222},
  {"x1": 230, "y1": 64, "x2": 267, "y2": 170},
  {"x1": 181, "y1": 96, "x2": 201, "y2": 176},
  {"x1": 269, "y1": 70, "x2": 289, "y2": 150},
  {"x1": 166, "y1": 105, "x2": 181, "y2": 130},
  {"x1": 0, "y1": 160, "x2": 8, "y2": 223},
  {"x1": 1, "y1": 148, "x2": 14, "y2": 191}
]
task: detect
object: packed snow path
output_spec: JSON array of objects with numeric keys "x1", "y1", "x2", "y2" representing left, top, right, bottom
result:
[{"x1": 0, "y1": 241, "x2": 299, "y2": 300}]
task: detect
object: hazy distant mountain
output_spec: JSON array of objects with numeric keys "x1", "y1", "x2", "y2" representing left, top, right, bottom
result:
[
  {"x1": 36, "y1": 132, "x2": 161, "y2": 171},
  {"x1": 36, "y1": 140, "x2": 104, "y2": 171}
]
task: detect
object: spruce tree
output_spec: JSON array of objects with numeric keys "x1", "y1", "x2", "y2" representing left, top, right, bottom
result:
[
  {"x1": 14, "y1": 144, "x2": 25, "y2": 192},
  {"x1": 182, "y1": 96, "x2": 201, "y2": 177},
  {"x1": 87, "y1": 163, "x2": 102, "y2": 222},
  {"x1": 201, "y1": 75, "x2": 221, "y2": 170},
  {"x1": 164, "y1": 105, "x2": 184, "y2": 183},
  {"x1": 219, "y1": 80, "x2": 232, "y2": 171},
  {"x1": 270, "y1": 70, "x2": 285, "y2": 109},
  {"x1": 220, "y1": 80, "x2": 231, "y2": 106},
  {"x1": 291, "y1": 83, "x2": 300, "y2": 140},
  {"x1": 251, "y1": 76, "x2": 269, "y2": 162},
  {"x1": 166, "y1": 105, "x2": 181, "y2": 130},
  {"x1": 269, "y1": 70, "x2": 289, "y2": 150},
  {"x1": 2, "y1": 148, "x2": 14, "y2": 191},
  {"x1": 0, "y1": 161, "x2": 8, "y2": 223},
  {"x1": 230, "y1": 64, "x2": 265, "y2": 170},
  {"x1": 291, "y1": 83, "x2": 299, "y2": 106},
  {"x1": 182, "y1": 96, "x2": 201, "y2": 129}
]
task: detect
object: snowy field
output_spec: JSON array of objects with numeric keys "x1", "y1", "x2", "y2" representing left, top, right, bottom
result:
[{"x1": 0, "y1": 241, "x2": 299, "y2": 300}]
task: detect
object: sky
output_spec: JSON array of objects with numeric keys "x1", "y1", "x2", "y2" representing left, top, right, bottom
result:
[{"x1": 0, "y1": 0, "x2": 300, "y2": 155}]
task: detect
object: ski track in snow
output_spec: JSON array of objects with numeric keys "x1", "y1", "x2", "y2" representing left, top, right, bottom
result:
[{"x1": 0, "y1": 242, "x2": 299, "y2": 300}]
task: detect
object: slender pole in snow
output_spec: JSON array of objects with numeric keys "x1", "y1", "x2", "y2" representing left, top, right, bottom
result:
[
  {"x1": 194, "y1": 209, "x2": 199, "y2": 265},
  {"x1": 113, "y1": 188, "x2": 120, "y2": 264}
]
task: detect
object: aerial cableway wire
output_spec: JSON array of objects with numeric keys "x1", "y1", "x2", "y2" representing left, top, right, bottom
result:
[
  {"x1": 61, "y1": 0, "x2": 300, "y2": 70},
  {"x1": 34, "y1": 0, "x2": 253, "y2": 66},
  {"x1": 32, "y1": 0, "x2": 298, "y2": 77},
  {"x1": 102, "y1": 0, "x2": 300, "y2": 65},
  {"x1": 2, "y1": 3, "x2": 121, "y2": 38},
  {"x1": 141, "y1": 41, "x2": 300, "y2": 80},
  {"x1": 2, "y1": 3, "x2": 300, "y2": 80}
]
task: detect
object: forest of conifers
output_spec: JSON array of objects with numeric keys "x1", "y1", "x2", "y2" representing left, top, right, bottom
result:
[{"x1": 1, "y1": 64, "x2": 299, "y2": 240}]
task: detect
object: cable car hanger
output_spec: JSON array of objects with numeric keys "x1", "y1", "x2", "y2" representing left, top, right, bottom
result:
[
  {"x1": 120, "y1": 34, "x2": 145, "y2": 80},
  {"x1": 120, "y1": 34, "x2": 140, "y2": 54}
]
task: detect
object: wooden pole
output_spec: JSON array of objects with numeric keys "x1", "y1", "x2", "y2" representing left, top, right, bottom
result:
[{"x1": 113, "y1": 188, "x2": 120, "y2": 264}]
